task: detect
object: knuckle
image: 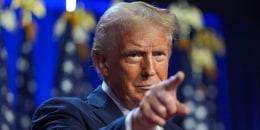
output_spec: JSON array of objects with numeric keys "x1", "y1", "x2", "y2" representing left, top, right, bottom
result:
[
  {"x1": 168, "y1": 104, "x2": 177, "y2": 115},
  {"x1": 159, "y1": 92, "x2": 173, "y2": 104},
  {"x1": 158, "y1": 106, "x2": 166, "y2": 113},
  {"x1": 164, "y1": 96, "x2": 173, "y2": 104}
]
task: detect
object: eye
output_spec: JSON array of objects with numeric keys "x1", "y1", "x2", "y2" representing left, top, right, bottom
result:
[
  {"x1": 127, "y1": 53, "x2": 141, "y2": 58},
  {"x1": 125, "y1": 52, "x2": 143, "y2": 63},
  {"x1": 154, "y1": 52, "x2": 164, "y2": 56},
  {"x1": 153, "y1": 51, "x2": 166, "y2": 61}
]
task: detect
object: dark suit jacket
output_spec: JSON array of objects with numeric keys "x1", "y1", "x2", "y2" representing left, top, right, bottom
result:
[{"x1": 31, "y1": 86, "x2": 183, "y2": 130}]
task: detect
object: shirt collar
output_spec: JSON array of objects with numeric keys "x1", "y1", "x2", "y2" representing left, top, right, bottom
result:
[{"x1": 101, "y1": 81, "x2": 130, "y2": 115}]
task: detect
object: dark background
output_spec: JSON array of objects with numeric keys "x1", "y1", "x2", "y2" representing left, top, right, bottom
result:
[
  {"x1": 190, "y1": 0, "x2": 259, "y2": 129},
  {"x1": 136, "y1": 0, "x2": 260, "y2": 129}
]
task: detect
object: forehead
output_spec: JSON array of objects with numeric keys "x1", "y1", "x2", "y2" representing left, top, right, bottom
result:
[{"x1": 117, "y1": 23, "x2": 170, "y2": 49}]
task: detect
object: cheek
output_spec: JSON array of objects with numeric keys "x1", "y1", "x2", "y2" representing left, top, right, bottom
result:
[
  {"x1": 114, "y1": 63, "x2": 142, "y2": 93},
  {"x1": 110, "y1": 60, "x2": 142, "y2": 83},
  {"x1": 156, "y1": 61, "x2": 169, "y2": 79},
  {"x1": 120, "y1": 63, "x2": 142, "y2": 80}
]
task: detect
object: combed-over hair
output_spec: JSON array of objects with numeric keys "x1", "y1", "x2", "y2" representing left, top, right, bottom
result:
[{"x1": 91, "y1": 1, "x2": 179, "y2": 74}]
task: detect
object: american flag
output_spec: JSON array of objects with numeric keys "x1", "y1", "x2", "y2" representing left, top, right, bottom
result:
[
  {"x1": 171, "y1": 28, "x2": 226, "y2": 130},
  {"x1": 0, "y1": 28, "x2": 16, "y2": 130},
  {"x1": 15, "y1": 29, "x2": 36, "y2": 130},
  {"x1": 168, "y1": 2, "x2": 227, "y2": 129},
  {"x1": 52, "y1": 19, "x2": 92, "y2": 97}
]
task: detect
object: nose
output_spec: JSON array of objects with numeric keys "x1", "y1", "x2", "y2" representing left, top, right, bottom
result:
[{"x1": 141, "y1": 55, "x2": 155, "y2": 78}]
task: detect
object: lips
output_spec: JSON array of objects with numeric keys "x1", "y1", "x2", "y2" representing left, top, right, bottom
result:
[
  {"x1": 136, "y1": 85, "x2": 152, "y2": 91},
  {"x1": 135, "y1": 81, "x2": 159, "y2": 91}
]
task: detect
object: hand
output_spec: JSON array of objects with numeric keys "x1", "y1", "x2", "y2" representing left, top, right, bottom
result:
[{"x1": 131, "y1": 71, "x2": 190, "y2": 129}]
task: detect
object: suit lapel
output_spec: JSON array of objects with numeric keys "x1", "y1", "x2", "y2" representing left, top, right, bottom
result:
[
  {"x1": 87, "y1": 86, "x2": 124, "y2": 125},
  {"x1": 86, "y1": 86, "x2": 182, "y2": 129}
]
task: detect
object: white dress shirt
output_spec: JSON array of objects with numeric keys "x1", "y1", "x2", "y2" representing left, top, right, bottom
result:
[{"x1": 101, "y1": 81, "x2": 163, "y2": 130}]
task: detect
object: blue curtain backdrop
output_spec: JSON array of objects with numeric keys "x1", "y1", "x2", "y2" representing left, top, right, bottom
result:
[{"x1": 1, "y1": 0, "x2": 259, "y2": 130}]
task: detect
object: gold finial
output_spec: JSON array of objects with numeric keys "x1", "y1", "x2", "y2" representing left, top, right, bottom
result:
[{"x1": 11, "y1": 0, "x2": 46, "y2": 26}]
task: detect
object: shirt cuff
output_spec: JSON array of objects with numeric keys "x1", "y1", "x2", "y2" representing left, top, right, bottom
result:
[{"x1": 125, "y1": 109, "x2": 164, "y2": 130}]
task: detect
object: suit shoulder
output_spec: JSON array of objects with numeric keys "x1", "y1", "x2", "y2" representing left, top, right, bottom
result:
[
  {"x1": 35, "y1": 97, "x2": 91, "y2": 114},
  {"x1": 40, "y1": 97, "x2": 87, "y2": 106},
  {"x1": 32, "y1": 97, "x2": 95, "y2": 130}
]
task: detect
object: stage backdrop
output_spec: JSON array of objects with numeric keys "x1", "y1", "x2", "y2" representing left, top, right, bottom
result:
[{"x1": 1, "y1": 0, "x2": 258, "y2": 130}]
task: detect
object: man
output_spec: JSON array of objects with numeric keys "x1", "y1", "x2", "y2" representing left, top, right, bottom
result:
[{"x1": 31, "y1": 1, "x2": 189, "y2": 130}]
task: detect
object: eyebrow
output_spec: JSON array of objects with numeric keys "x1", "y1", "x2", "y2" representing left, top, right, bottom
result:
[
  {"x1": 125, "y1": 47, "x2": 169, "y2": 52},
  {"x1": 121, "y1": 48, "x2": 169, "y2": 57}
]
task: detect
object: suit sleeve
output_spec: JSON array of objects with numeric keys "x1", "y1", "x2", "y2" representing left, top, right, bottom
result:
[
  {"x1": 31, "y1": 97, "x2": 128, "y2": 130},
  {"x1": 99, "y1": 117, "x2": 126, "y2": 130},
  {"x1": 31, "y1": 98, "x2": 94, "y2": 130}
]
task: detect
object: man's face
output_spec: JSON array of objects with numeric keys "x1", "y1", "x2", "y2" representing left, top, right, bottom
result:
[{"x1": 103, "y1": 23, "x2": 171, "y2": 109}]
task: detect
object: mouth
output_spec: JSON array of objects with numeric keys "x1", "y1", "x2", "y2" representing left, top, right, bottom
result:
[{"x1": 136, "y1": 85, "x2": 152, "y2": 91}]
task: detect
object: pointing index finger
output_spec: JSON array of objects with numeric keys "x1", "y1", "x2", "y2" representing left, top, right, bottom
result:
[{"x1": 165, "y1": 71, "x2": 185, "y2": 91}]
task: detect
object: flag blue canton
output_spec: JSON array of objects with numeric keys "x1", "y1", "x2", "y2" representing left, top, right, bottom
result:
[{"x1": 15, "y1": 33, "x2": 36, "y2": 130}]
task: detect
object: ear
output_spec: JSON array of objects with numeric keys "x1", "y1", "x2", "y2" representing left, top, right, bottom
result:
[{"x1": 93, "y1": 52, "x2": 109, "y2": 77}]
